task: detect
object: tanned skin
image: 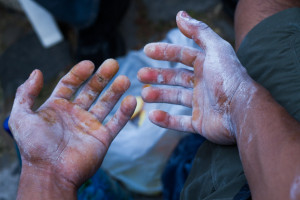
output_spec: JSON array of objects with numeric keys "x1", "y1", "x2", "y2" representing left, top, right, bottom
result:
[
  {"x1": 9, "y1": 59, "x2": 136, "y2": 199},
  {"x1": 138, "y1": 11, "x2": 300, "y2": 200}
]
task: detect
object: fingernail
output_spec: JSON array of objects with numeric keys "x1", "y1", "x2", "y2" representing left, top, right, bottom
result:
[
  {"x1": 149, "y1": 110, "x2": 155, "y2": 116},
  {"x1": 141, "y1": 87, "x2": 147, "y2": 98},
  {"x1": 144, "y1": 43, "x2": 155, "y2": 54},
  {"x1": 180, "y1": 11, "x2": 191, "y2": 19},
  {"x1": 29, "y1": 70, "x2": 37, "y2": 79}
]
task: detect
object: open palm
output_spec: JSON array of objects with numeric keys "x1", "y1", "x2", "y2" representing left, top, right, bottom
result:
[
  {"x1": 9, "y1": 59, "x2": 136, "y2": 187},
  {"x1": 138, "y1": 11, "x2": 252, "y2": 144}
]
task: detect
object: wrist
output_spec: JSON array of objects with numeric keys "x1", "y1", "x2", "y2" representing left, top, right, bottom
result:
[
  {"x1": 229, "y1": 78, "x2": 262, "y2": 139},
  {"x1": 17, "y1": 162, "x2": 77, "y2": 200}
]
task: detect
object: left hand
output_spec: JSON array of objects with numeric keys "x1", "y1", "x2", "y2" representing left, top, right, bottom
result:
[{"x1": 138, "y1": 11, "x2": 253, "y2": 144}]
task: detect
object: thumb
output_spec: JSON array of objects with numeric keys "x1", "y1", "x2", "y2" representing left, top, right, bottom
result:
[
  {"x1": 176, "y1": 11, "x2": 224, "y2": 50},
  {"x1": 12, "y1": 69, "x2": 44, "y2": 113}
]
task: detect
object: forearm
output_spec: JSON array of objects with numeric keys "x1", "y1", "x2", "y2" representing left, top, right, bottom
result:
[
  {"x1": 231, "y1": 81, "x2": 300, "y2": 199},
  {"x1": 17, "y1": 164, "x2": 77, "y2": 200}
]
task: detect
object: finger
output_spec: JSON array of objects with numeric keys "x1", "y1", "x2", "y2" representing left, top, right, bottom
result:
[
  {"x1": 74, "y1": 59, "x2": 119, "y2": 109},
  {"x1": 144, "y1": 43, "x2": 202, "y2": 67},
  {"x1": 104, "y1": 96, "x2": 137, "y2": 140},
  {"x1": 141, "y1": 86, "x2": 193, "y2": 108},
  {"x1": 149, "y1": 110, "x2": 195, "y2": 133},
  {"x1": 176, "y1": 11, "x2": 225, "y2": 50},
  {"x1": 12, "y1": 69, "x2": 44, "y2": 113},
  {"x1": 90, "y1": 75, "x2": 131, "y2": 122},
  {"x1": 51, "y1": 60, "x2": 95, "y2": 99},
  {"x1": 137, "y1": 67, "x2": 194, "y2": 87}
]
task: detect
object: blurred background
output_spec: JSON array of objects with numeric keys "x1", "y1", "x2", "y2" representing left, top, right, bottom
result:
[{"x1": 0, "y1": 0, "x2": 235, "y2": 199}]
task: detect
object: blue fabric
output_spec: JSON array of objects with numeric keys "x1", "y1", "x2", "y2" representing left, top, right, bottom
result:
[
  {"x1": 78, "y1": 168, "x2": 133, "y2": 200},
  {"x1": 3, "y1": 116, "x2": 22, "y2": 165},
  {"x1": 233, "y1": 184, "x2": 251, "y2": 200},
  {"x1": 33, "y1": 0, "x2": 101, "y2": 28},
  {"x1": 162, "y1": 134, "x2": 206, "y2": 200},
  {"x1": 3, "y1": 116, "x2": 12, "y2": 137}
]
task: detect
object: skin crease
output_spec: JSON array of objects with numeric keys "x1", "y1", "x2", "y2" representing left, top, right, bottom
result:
[
  {"x1": 9, "y1": 59, "x2": 136, "y2": 199},
  {"x1": 138, "y1": 11, "x2": 300, "y2": 199}
]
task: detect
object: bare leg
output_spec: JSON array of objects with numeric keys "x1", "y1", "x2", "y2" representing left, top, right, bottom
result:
[{"x1": 234, "y1": 0, "x2": 300, "y2": 50}]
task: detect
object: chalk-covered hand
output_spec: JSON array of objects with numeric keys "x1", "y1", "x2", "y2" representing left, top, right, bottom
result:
[
  {"x1": 138, "y1": 11, "x2": 253, "y2": 144},
  {"x1": 9, "y1": 59, "x2": 136, "y2": 198}
]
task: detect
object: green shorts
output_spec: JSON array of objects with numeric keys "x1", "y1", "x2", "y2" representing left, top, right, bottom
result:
[
  {"x1": 181, "y1": 7, "x2": 300, "y2": 200},
  {"x1": 238, "y1": 7, "x2": 300, "y2": 120}
]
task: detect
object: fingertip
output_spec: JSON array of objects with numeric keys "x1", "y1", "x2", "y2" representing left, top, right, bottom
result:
[
  {"x1": 115, "y1": 75, "x2": 131, "y2": 91},
  {"x1": 141, "y1": 86, "x2": 154, "y2": 101},
  {"x1": 102, "y1": 58, "x2": 119, "y2": 70},
  {"x1": 79, "y1": 60, "x2": 94, "y2": 65},
  {"x1": 121, "y1": 95, "x2": 137, "y2": 114},
  {"x1": 29, "y1": 69, "x2": 42, "y2": 79},
  {"x1": 137, "y1": 67, "x2": 150, "y2": 82},
  {"x1": 73, "y1": 60, "x2": 95, "y2": 78},
  {"x1": 176, "y1": 10, "x2": 191, "y2": 26},
  {"x1": 78, "y1": 60, "x2": 95, "y2": 72},
  {"x1": 144, "y1": 43, "x2": 156, "y2": 57},
  {"x1": 176, "y1": 10, "x2": 190, "y2": 21},
  {"x1": 29, "y1": 69, "x2": 37, "y2": 79},
  {"x1": 176, "y1": 11, "x2": 222, "y2": 50},
  {"x1": 148, "y1": 110, "x2": 156, "y2": 123},
  {"x1": 176, "y1": 11, "x2": 199, "y2": 38},
  {"x1": 148, "y1": 109, "x2": 156, "y2": 118},
  {"x1": 126, "y1": 95, "x2": 137, "y2": 106},
  {"x1": 144, "y1": 43, "x2": 167, "y2": 58},
  {"x1": 27, "y1": 69, "x2": 43, "y2": 94},
  {"x1": 149, "y1": 110, "x2": 168, "y2": 124},
  {"x1": 104, "y1": 58, "x2": 117, "y2": 63},
  {"x1": 14, "y1": 69, "x2": 44, "y2": 111},
  {"x1": 137, "y1": 69, "x2": 143, "y2": 81},
  {"x1": 141, "y1": 86, "x2": 148, "y2": 98},
  {"x1": 94, "y1": 59, "x2": 119, "y2": 83}
]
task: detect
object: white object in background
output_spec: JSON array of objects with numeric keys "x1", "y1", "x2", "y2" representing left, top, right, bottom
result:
[
  {"x1": 101, "y1": 29, "x2": 199, "y2": 194},
  {"x1": 18, "y1": 0, "x2": 63, "y2": 48}
]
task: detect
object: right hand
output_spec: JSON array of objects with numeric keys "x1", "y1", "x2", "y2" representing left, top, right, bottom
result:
[
  {"x1": 9, "y1": 59, "x2": 136, "y2": 188},
  {"x1": 138, "y1": 11, "x2": 255, "y2": 144}
]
